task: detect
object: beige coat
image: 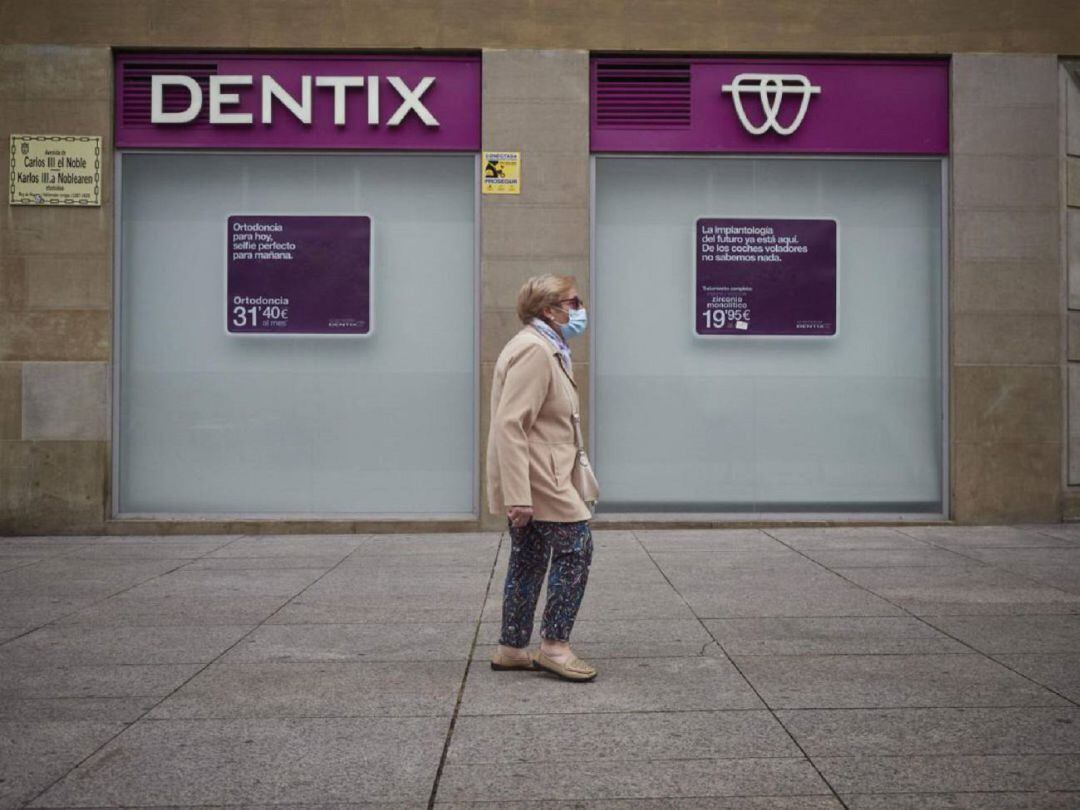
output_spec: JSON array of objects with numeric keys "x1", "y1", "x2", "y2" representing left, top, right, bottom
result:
[{"x1": 486, "y1": 325, "x2": 592, "y2": 523}]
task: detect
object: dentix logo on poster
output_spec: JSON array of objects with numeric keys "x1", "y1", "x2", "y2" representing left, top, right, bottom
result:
[
  {"x1": 721, "y1": 73, "x2": 822, "y2": 136},
  {"x1": 150, "y1": 75, "x2": 439, "y2": 127}
]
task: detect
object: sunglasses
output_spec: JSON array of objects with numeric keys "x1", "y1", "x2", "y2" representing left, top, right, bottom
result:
[{"x1": 557, "y1": 296, "x2": 584, "y2": 309}]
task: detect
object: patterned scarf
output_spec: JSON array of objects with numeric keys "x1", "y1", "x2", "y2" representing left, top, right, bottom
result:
[{"x1": 530, "y1": 317, "x2": 572, "y2": 375}]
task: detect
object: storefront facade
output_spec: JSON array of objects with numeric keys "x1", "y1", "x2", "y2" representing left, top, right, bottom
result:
[{"x1": 1, "y1": 2, "x2": 1078, "y2": 534}]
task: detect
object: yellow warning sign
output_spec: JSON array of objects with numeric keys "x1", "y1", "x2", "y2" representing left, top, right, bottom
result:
[
  {"x1": 482, "y1": 151, "x2": 521, "y2": 195},
  {"x1": 10, "y1": 134, "x2": 102, "y2": 206}
]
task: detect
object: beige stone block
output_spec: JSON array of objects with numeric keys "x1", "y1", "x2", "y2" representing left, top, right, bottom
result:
[
  {"x1": 0, "y1": 204, "x2": 110, "y2": 257},
  {"x1": 0, "y1": 1, "x2": 151, "y2": 46},
  {"x1": 1069, "y1": 313, "x2": 1080, "y2": 362},
  {"x1": 334, "y1": 0, "x2": 445, "y2": 48},
  {"x1": 481, "y1": 152, "x2": 589, "y2": 206},
  {"x1": 953, "y1": 155, "x2": 1060, "y2": 209},
  {"x1": 22, "y1": 361, "x2": 108, "y2": 441},
  {"x1": 0, "y1": 311, "x2": 110, "y2": 361},
  {"x1": 482, "y1": 50, "x2": 589, "y2": 103},
  {"x1": 953, "y1": 440, "x2": 1061, "y2": 523},
  {"x1": 1068, "y1": 69, "x2": 1080, "y2": 158},
  {"x1": 0, "y1": 440, "x2": 33, "y2": 527},
  {"x1": 954, "y1": 208, "x2": 1059, "y2": 262},
  {"x1": 147, "y1": 2, "x2": 253, "y2": 47},
  {"x1": 26, "y1": 440, "x2": 107, "y2": 533},
  {"x1": 25, "y1": 255, "x2": 110, "y2": 310},
  {"x1": 953, "y1": 260, "x2": 1060, "y2": 314},
  {"x1": 481, "y1": 308, "x2": 528, "y2": 364},
  {"x1": 1071, "y1": 365, "x2": 1080, "y2": 438},
  {"x1": 0, "y1": 256, "x2": 29, "y2": 310},
  {"x1": 1071, "y1": 433, "x2": 1080, "y2": 486},
  {"x1": 245, "y1": 0, "x2": 349, "y2": 48},
  {"x1": 952, "y1": 103, "x2": 1059, "y2": 156},
  {"x1": 0, "y1": 363, "x2": 21, "y2": 440},
  {"x1": 954, "y1": 365, "x2": 1061, "y2": 444},
  {"x1": 1069, "y1": 157, "x2": 1080, "y2": 208},
  {"x1": 1070, "y1": 210, "x2": 1080, "y2": 309},
  {"x1": 481, "y1": 257, "x2": 590, "y2": 310},
  {"x1": 953, "y1": 312, "x2": 1061, "y2": 365},
  {"x1": 482, "y1": 204, "x2": 588, "y2": 259},
  {"x1": 0, "y1": 99, "x2": 110, "y2": 142},
  {"x1": 0, "y1": 46, "x2": 109, "y2": 101},
  {"x1": 437, "y1": 0, "x2": 626, "y2": 51},
  {"x1": 483, "y1": 100, "x2": 588, "y2": 154},
  {"x1": 952, "y1": 54, "x2": 1059, "y2": 107}
]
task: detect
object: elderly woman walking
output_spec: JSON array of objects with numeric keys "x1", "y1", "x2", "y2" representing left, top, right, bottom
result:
[{"x1": 486, "y1": 274, "x2": 598, "y2": 682}]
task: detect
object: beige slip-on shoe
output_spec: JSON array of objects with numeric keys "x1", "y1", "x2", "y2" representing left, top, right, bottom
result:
[
  {"x1": 533, "y1": 649, "x2": 597, "y2": 682},
  {"x1": 490, "y1": 647, "x2": 536, "y2": 671}
]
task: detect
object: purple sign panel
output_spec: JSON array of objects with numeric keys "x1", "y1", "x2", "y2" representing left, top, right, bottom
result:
[
  {"x1": 227, "y1": 215, "x2": 371, "y2": 336},
  {"x1": 592, "y1": 58, "x2": 948, "y2": 155},
  {"x1": 696, "y1": 218, "x2": 836, "y2": 337},
  {"x1": 115, "y1": 53, "x2": 480, "y2": 151}
]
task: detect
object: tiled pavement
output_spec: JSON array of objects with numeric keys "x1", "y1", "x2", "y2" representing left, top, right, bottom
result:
[{"x1": 1, "y1": 525, "x2": 1080, "y2": 808}]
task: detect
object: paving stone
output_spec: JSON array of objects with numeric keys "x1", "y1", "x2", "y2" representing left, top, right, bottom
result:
[
  {"x1": 921, "y1": 615, "x2": 1080, "y2": 653},
  {"x1": 0, "y1": 556, "x2": 41, "y2": 573},
  {"x1": 435, "y1": 757, "x2": 829, "y2": 802},
  {"x1": 0, "y1": 696, "x2": 157, "y2": 722},
  {"x1": 63, "y1": 539, "x2": 235, "y2": 560},
  {"x1": 732, "y1": 653, "x2": 1070, "y2": 709},
  {"x1": 765, "y1": 528, "x2": 937, "y2": 551},
  {"x1": 994, "y1": 653, "x2": 1080, "y2": 703},
  {"x1": 999, "y1": 564, "x2": 1080, "y2": 594},
  {"x1": 650, "y1": 549, "x2": 818, "y2": 575},
  {"x1": 635, "y1": 529, "x2": 784, "y2": 553},
  {"x1": 0, "y1": 557, "x2": 187, "y2": 598},
  {"x1": 841, "y1": 792, "x2": 1080, "y2": 809},
  {"x1": 0, "y1": 663, "x2": 199, "y2": 699},
  {"x1": 460, "y1": 656, "x2": 764, "y2": 715},
  {"x1": 56, "y1": 594, "x2": 291, "y2": 626},
  {"x1": 704, "y1": 617, "x2": 969, "y2": 656},
  {"x1": 353, "y1": 533, "x2": 500, "y2": 557},
  {"x1": 447, "y1": 710, "x2": 801, "y2": 764},
  {"x1": 0, "y1": 596, "x2": 103, "y2": 627},
  {"x1": 482, "y1": 583, "x2": 696, "y2": 622},
  {"x1": 477, "y1": 618, "x2": 715, "y2": 658},
  {"x1": 308, "y1": 566, "x2": 492, "y2": 596},
  {"x1": 795, "y1": 547, "x2": 979, "y2": 568},
  {"x1": 0, "y1": 626, "x2": 28, "y2": 643},
  {"x1": 958, "y1": 547, "x2": 1080, "y2": 568},
  {"x1": 899, "y1": 525, "x2": 1075, "y2": 549},
  {"x1": 813, "y1": 754, "x2": 1080, "y2": 794},
  {"x1": 29, "y1": 717, "x2": 450, "y2": 806},
  {"x1": 220, "y1": 623, "x2": 475, "y2": 663},
  {"x1": 148, "y1": 661, "x2": 466, "y2": 719},
  {"x1": 0, "y1": 720, "x2": 125, "y2": 809},
  {"x1": 435, "y1": 799, "x2": 844, "y2": 809},
  {"x1": 120, "y1": 568, "x2": 328, "y2": 599},
  {"x1": 271, "y1": 594, "x2": 486, "y2": 624},
  {"x1": 676, "y1": 569, "x2": 905, "y2": 618},
  {"x1": 775, "y1": 707, "x2": 1080, "y2": 755},
  {"x1": 203, "y1": 535, "x2": 367, "y2": 560},
  {"x1": 831, "y1": 565, "x2": 1080, "y2": 615},
  {"x1": 0, "y1": 625, "x2": 254, "y2": 666},
  {"x1": 184, "y1": 555, "x2": 365, "y2": 570}
]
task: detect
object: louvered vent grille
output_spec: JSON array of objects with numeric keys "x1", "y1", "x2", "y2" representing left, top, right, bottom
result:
[
  {"x1": 120, "y1": 62, "x2": 218, "y2": 127},
  {"x1": 594, "y1": 62, "x2": 691, "y2": 128}
]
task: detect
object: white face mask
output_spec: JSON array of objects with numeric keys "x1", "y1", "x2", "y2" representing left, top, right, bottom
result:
[{"x1": 557, "y1": 306, "x2": 588, "y2": 339}]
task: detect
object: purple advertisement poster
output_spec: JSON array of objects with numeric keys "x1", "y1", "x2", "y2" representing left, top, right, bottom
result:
[
  {"x1": 695, "y1": 218, "x2": 836, "y2": 337},
  {"x1": 227, "y1": 215, "x2": 371, "y2": 336}
]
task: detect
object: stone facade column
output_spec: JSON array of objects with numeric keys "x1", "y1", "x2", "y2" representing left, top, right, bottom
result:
[
  {"x1": 951, "y1": 54, "x2": 1063, "y2": 522},
  {"x1": 0, "y1": 45, "x2": 112, "y2": 535},
  {"x1": 478, "y1": 50, "x2": 590, "y2": 530},
  {"x1": 1063, "y1": 65, "x2": 1080, "y2": 516}
]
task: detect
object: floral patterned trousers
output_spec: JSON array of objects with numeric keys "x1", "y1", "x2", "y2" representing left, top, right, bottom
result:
[{"x1": 499, "y1": 518, "x2": 593, "y2": 647}]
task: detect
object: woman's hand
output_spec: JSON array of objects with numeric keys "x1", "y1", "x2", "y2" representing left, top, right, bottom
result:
[{"x1": 507, "y1": 505, "x2": 534, "y2": 528}]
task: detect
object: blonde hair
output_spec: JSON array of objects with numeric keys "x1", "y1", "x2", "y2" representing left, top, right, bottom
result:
[{"x1": 516, "y1": 274, "x2": 577, "y2": 324}]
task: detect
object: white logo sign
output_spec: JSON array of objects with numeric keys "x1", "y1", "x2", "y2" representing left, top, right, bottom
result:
[
  {"x1": 721, "y1": 73, "x2": 821, "y2": 136},
  {"x1": 150, "y1": 74, "x2": 440, "y2": 128}
]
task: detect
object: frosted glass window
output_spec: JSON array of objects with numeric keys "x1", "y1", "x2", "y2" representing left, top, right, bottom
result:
[
  {"x1": 595, "y1": 157, "x2": 944, "y2": 513},
  {"x1": 118, "y1": 153, "x2": 476, "y2": 515}
]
